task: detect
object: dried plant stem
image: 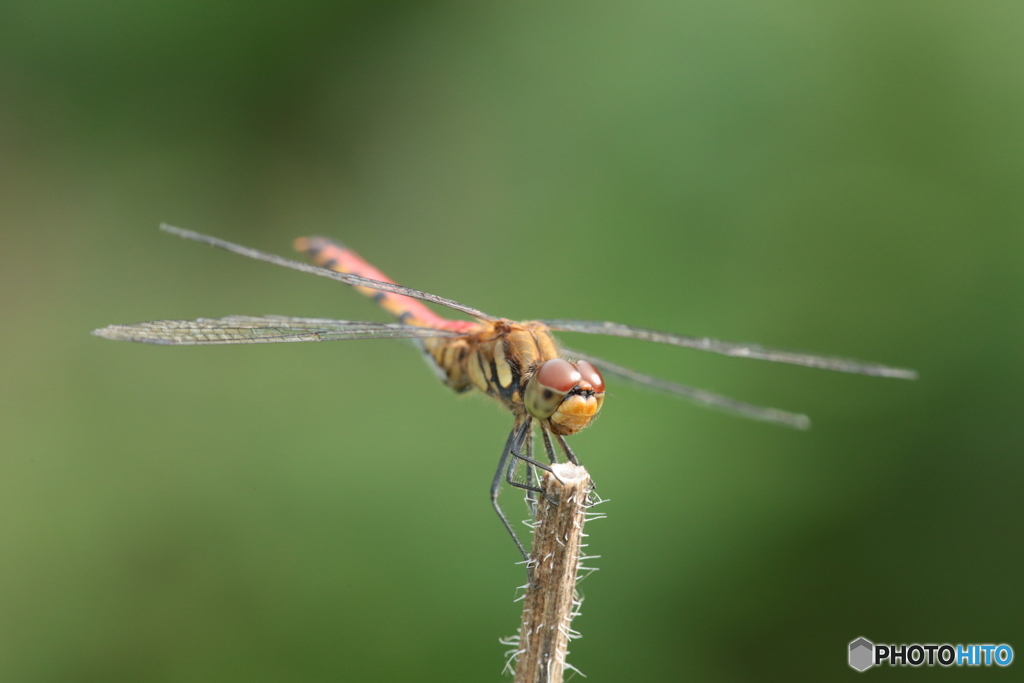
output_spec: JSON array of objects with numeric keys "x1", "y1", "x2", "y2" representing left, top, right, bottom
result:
[{"x1": 513, "y1": 462, "x2": 592, "y2": 683}]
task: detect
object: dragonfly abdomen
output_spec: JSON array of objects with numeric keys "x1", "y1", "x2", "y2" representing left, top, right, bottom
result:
[{"x1": 294, "y1": 236, "x2": 477, "y2": 333}]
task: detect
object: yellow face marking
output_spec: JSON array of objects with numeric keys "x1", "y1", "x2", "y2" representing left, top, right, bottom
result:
[
  {"x1": 549, "y1": 394, "x2": 603, "y2": 435},
  {"x1": 556, "y1": 394, "x2": 599, "y2": 418},
  {"x1": 494, "y1": 342, "x2": 513, "y2": 388}
]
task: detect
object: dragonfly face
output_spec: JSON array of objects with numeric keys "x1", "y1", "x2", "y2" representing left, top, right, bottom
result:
[
  {"x1": 94, "y1": 224, "x2": 916, "y2": 565},
  {"x1": 524, "y1": 358, "x2": 605, "y2": 435}
]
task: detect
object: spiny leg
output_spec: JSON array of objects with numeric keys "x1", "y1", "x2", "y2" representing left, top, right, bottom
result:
[
  {"x1": 510, "y1": 423, "x2": 564, "y2": 508},
  {"x1": 542, "y1": 429, "x2": 559, "y2": 465},
  {"x1": 506, "y1": 419, "x2": 565, "y2": 496},
  {"x1": 507, "y1": 421, "x2": 558, "y2": 509},
  {"x1": 524, "y1": 432, "x2": 537, "y2": 493},
  {"x1": 506, "y1": 422, "x2": 542, "y2": 497},
  {"x1": 516, "y1": 425, "x2": 539, "y2": 513},
  {"x1": 491, "y1": 422, "x2": 531, "y2": 563},
  {"x1": 554, "y1": 434, "x2": 580, "y2": 465},
  {"x1": 508, "y1": 419, "x2": 565, "y2": 486},
  {"x1": 554, "y1": 432, "x2": 597, "y2": 494},
  {"x1": 553, "y1": 433, "x2": 599, "y2": 500}
]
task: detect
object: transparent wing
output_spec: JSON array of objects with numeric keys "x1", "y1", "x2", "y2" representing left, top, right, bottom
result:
[
  {"x1": 546, "y1": 320, "x2": 917, "y2": 380},
  {"x1": 562, "y1": 347, "x2": 811, "y2": 430},
  {"x1": 160, "y1": 224, "x2": 497, "y2": 322},
  {"x1": 93, "y1": 315, "x2": 463, "y2": 346}
]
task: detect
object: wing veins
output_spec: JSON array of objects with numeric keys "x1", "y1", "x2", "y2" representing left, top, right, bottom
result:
[
  {"x1": 93, "y1": 315, "x2": 462, "y2": 346},
  {"x1": 160, "y1": 224, "x2": 497, "y2": 321},
  {"x1": 546, "y1": 320, "x2": 917, "y2": 380}
]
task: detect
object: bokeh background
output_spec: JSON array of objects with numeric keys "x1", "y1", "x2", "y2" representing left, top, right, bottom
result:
[{"x1": 1, "y1": 2, "x2": 1021, "y2": 681}]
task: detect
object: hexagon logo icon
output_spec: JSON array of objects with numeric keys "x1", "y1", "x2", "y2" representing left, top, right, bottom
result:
[{"x1": 849, "y1": 637, "x2": 874, "y2": 671}]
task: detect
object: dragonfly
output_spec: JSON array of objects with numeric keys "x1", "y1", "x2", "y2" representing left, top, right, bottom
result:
[{"x1": 94, "y1": 225, "x2": 917, "y2": 561}]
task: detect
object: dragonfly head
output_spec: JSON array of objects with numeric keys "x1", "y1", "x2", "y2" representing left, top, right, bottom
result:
[{"x1": 524, "y1": 358, "x2": 605, "y2": 435}]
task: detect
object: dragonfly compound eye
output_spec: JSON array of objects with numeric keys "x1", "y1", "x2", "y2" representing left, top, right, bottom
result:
[
  {"x1": 575, "y1": 360, "x2": 605, "y2": 393},
  {"x1": 525, "y1": 358, "x2": 579, "y2": 420},
  {"x1": 524, "y1": 358, "x2": 606, "y2": 435}
]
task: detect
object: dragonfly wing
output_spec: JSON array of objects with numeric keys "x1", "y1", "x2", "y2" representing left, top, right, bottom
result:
[
  {"x1": 545, "y1": 320, "x2": 917, "y2": 380},
  {"x1": 159, "y1": 224, "x2": 497, "y2": 322},
  {"x1": 93, "y1": 315, "x2": 463, "y2": 345},
  {"x1": 562, "y1": 347, "x2": 811, "y2": 430}
]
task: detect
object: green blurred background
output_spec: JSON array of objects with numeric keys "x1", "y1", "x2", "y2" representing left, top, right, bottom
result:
[{"x1": 1, "y1": 2, "x2": 1021, "y2": 681}]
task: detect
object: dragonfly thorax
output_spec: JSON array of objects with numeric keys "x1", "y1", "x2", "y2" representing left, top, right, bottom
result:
[{"x1": 426, "y1": 320, "x2": 605, "y2": 435}]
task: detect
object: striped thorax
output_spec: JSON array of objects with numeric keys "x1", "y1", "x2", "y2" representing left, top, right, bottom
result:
[{"x1": 427, "y1": 320, "x2": 605, "y2": 436}]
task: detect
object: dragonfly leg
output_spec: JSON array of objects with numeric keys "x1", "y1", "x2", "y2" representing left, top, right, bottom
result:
[
  {"x1": 507, "y1": 422, "x2": 564, "y2": 509},
  {"x1": 506, "y1": 438, "x2": 543, "y2": 495},
  {"x1": 541, "y1": 429, "x2": 559, "y2": 464},
  {"x1": 524, "y1": 432, "x2": 540, "y2": 511},
  {"x1": 492, "y1": 422, "x2": 532, "y2": 564},
  {"x1": 554, "y1": 433, "x2": 597, "y2": 491},
  {"x1": 510, "y1": 421, "x2": 564, "y2": 484},
  {"x1": 508, "y1": 426, "x2": 540, "y2": 514},
  {"x1": 554, "y1": 434, "x2": 580, "y2": 465},
  {"x1": 510, "y1": 452, "x2": 565, "y2": 492},
  {"x1": 524, "y1": 433, "x2": 537, "y2": 501},
  {"x1": 508, "y1": 427, "x2": 565, "y2": 493}
]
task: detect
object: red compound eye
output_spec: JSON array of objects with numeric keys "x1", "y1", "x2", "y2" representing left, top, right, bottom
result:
[
  {"x1": 535, "y1": 358, "x2": 582, "y2": 393},
  {"x1": 575, "y1": 360, "x2": 605, "y2": 393}
]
